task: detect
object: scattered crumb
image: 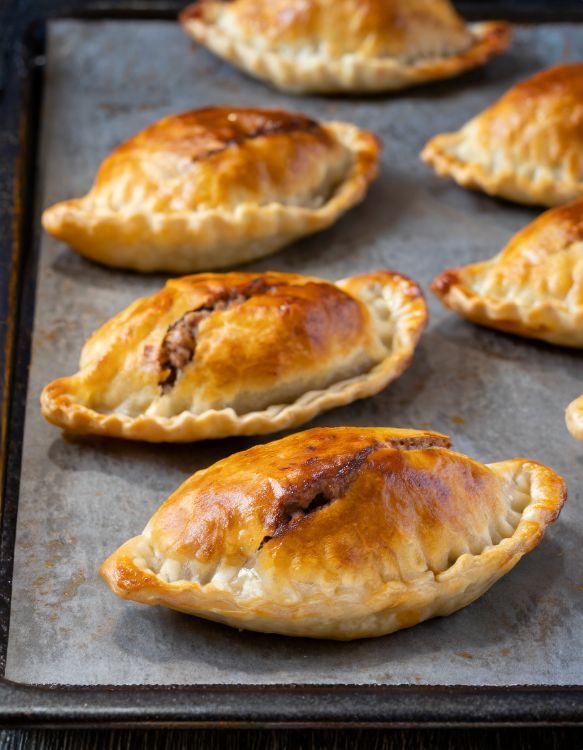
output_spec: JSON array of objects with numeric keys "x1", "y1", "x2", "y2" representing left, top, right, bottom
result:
[
  {"x1": 44, "y1": 555, "x2": 62, "y2": 570},
  {"x1": 48, "y1": 537, "x2": 76, "y2": 549},
  {"x1": 62, "y1": 570, "x2": 86, "y2": 599},
  {"x1": 450, "y1": 415, "x2": 465, "y2": 425},
  {"x1": 499, "y1": 648, "x2": 511, "y2": 657},
  {"x1": 455, "y1": 651, "x2": 474, "y2": 660}
]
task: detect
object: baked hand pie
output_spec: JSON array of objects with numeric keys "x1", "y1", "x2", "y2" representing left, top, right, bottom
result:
[
  {"x1": 41, "y1": 107, "x2": 380, "y2": 272},
  {"x1": 422, "y1": 63, "x2": 583, "y2": 207},
  {"x1": 41, "y1": 270, "x2": 426, "y2": 442},
  {"x1": 566, "y1": 395, "x2": 583, "y2": 440},
  {"x1": 180, "y1": 0, "x2": 510, "y2": 94},
  {"x1": 431, "y1": 198, "x2": 583, "y2": 346},
  {"x1": 100, "y1": 426, "x2": 566, "y2": 640}
]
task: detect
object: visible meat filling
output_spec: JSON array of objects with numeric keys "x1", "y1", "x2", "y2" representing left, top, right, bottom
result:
[
  {"x1": 256, "y1": 434, "x2": 451, "y2": 552},
  {"x1": 157, "y1": 277, "x2": 275, "y2": 391},
  {"x1": 383, "y1": 435, "x2": 451, "y2": 451},
  {"x1": 258, "y1": 445, "x2": 381, "y2": 551},
  {"x1": 159, "y1": 309, "x2": 213, "y2": 386},
  {"x1": 257, "y1": 491, "x2": 331, "y2": 551}
]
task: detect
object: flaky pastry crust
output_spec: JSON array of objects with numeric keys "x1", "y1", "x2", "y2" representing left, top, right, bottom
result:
[
  {"x1": 422, "y1": 63, "x2": 583, "y2": 207},
  {"x1": 42, "y1": 107, "x2": 380, "y2": 272},
  {"x1": 180, "y1": 0, "x2": 510, "y2": 94},
  {"x1": 41, "y1": 270, "x2": 427, "y2": 442},
  {"x1": 100, "y1": 426, "x2": 566, "y2": 640},
  {"x1": 431, "y1": 198, "x2": 583, "y2": 346},
  {"x1": 566, "y1": 394, "x2": 583, "y2": 440}
]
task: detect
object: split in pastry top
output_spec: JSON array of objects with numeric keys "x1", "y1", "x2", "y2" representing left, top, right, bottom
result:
[
  {"x1": 422, "y1": 63, "x2": 583, "y2": 207},
  {"x1": 100, "y1": 426, "x2": 566, "y2": 640},
  {"x1": 41, "y1": 107, "x2": 380, "y2": 272},
  {"x1": 40, "y1": 270, "x2": 427, "y2": 442},
  {"x1": 431, "y1": 198, "x2": 583, "y2": 346},
  {"x1": 180, "y1": 0, "x2": 510, "y2": 93}
]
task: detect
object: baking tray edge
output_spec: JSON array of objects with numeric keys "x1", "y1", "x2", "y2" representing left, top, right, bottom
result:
[{"x1": 0, "y1": 0, "x2": 583, "y2": 728}]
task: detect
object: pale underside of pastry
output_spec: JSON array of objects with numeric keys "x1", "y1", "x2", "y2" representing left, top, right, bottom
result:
[
  {"x1": 566, "y1": 394, "x2": 583, "y2": 439},
  {"x1": 431, "y1": 198, "x2": 583, "y2": 347},
  {"x1": 41, "y1": 107, "x2": 380, "y2": 273},
  {"x1": 422, "y1": 63, "x2": 583, "y2": 207},
  {"x1": 100, "y1": 426, "x2": 566, "y2": 640},
  {"x1": 180, "y1": 0, "x2": 511, "y2": 93},
  {"x1": 41, "y1": 270, "x2": 427, "y2": 442}
]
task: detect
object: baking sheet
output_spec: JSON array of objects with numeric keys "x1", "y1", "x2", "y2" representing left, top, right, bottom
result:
[{"x1": 5, "y1": 19, "x2": 583, "y2": 686}]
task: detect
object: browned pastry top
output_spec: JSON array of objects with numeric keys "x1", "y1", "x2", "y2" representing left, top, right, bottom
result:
[
  {"x1": 100, "y1": 426, "x2": 566, "y2": 639},
  {"x1": 470, "y1": 63, "x2": 583, "y2": 156},
  {"x1": 431, "y1": 197, "x2": 583, "y2": 345},
  {"x1": 43, "y1": 271, "x2": 394, "y2": 420},
  {"x1": 89, "y1": 106, "x2": 353, "y2": 212},
  {"x1": 182, "y1": 0, "x2": 472, "y2": 59},
  {"x1": 144, "y1": 426, "x2": 513, "y2": 581}
]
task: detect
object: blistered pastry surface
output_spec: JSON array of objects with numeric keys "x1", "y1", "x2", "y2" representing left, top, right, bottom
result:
[
  {"x1": 41, "y1": 109, "x2": 380, "y2": 272},
  {"x1": 101, "y1": 428, "x2": 565, "y2": 639},
  {"x1": 422, "y1": 63, "x2": 583, "y2": 207},
  {"x1": 181, "y1": 0, "x2": 510, "y2": 93},
  {"x1": 431, "y1": 198, "x2": 583, "y2": 346},
  {"x1": 40, "y1": 270, "x2": 426, "y2": 441}
]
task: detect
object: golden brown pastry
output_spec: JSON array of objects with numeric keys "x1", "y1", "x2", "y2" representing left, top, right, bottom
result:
[
  {"x1": 422, "y1": 63, "x2": 583, "y2": 207},
  {"x1": 100, "y1": 426, "x2": 566, "y2": 640},
  {"x1": 41, "y1": 270, "x2": 427, "y2": 442},
  {"x1": 41, "y1": 107, "x2": 380, "y2": 272},
  {"x1": 431, "y1": 198, "x2": 583, "y2": 346},
  {"x1": 180, "y1": 0, "x2": 510, "y2": 94},
  {"x1": 566, "y1": 395, "x2": 583, "y2": 439}
]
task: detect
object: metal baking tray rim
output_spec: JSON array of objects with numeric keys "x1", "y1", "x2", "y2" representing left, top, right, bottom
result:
[{"x1": 1, "y1": 2, "x2": 583, "y2": 728}]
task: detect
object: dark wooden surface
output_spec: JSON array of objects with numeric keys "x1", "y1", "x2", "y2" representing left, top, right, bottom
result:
[
  {"x1": 2, "y1": 0, "x2": 583, "y2": 744},
  {"x1": 0, "y1": 729, "x2": 582, "y2": 749}
]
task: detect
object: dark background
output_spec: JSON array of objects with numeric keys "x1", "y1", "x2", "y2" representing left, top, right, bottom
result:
[
  {"x1": 1, "y1": 0, "x2": 583, "y2": 747},
  {"x1": 0, "y1": 728, "x2": 582, "y2": 749}
]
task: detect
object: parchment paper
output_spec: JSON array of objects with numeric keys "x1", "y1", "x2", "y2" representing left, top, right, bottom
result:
[{"x1": 5, "y1": 20, "x2": 583, "y2": 685}]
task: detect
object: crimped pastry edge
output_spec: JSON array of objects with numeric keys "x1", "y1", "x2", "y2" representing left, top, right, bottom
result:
[
  {"x1": 430, "y1": 266, "x2": 583, "y2": 347},
  {"x1": 41, "y1": 122, "x2": 380, "y2": 273},
  {"x1": 180, "y1": 7, "x2": 511, "y2": 94},
  {"x1": 40, "y1": 270, "x2": 427, "y2": 442},
  {"x1": 566, "y1": 394, "x2": 583, "y2": 439},
  {"x1": 99, "y1": 455, "x2": 566, "y2": 640},
  {"x1": 421, "y1": 131, "x2": 583, "y2": 208}
]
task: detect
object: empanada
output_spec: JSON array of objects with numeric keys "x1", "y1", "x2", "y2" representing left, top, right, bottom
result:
[
  {"x1": 566, "y1": 395, "x2": 583, "y2": 440},
  {"x1": 41, "y1": 270, "x2": 426, "y2": 442},
  {"x1": 431, "y1": 198, "x2": 583, "y2": 346},
  {"x1": 422, "y1": 63, "x2": 583, "y2": 207},
  {"x1": 100, "y1": 426, "x2": 566, "y2": 640},
  {"x1": 41, "y1": 107, "x2": 380, "y2": 272},
  {"x1": 180, "y1": 0, "x2": 510, "y2": 94}
]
